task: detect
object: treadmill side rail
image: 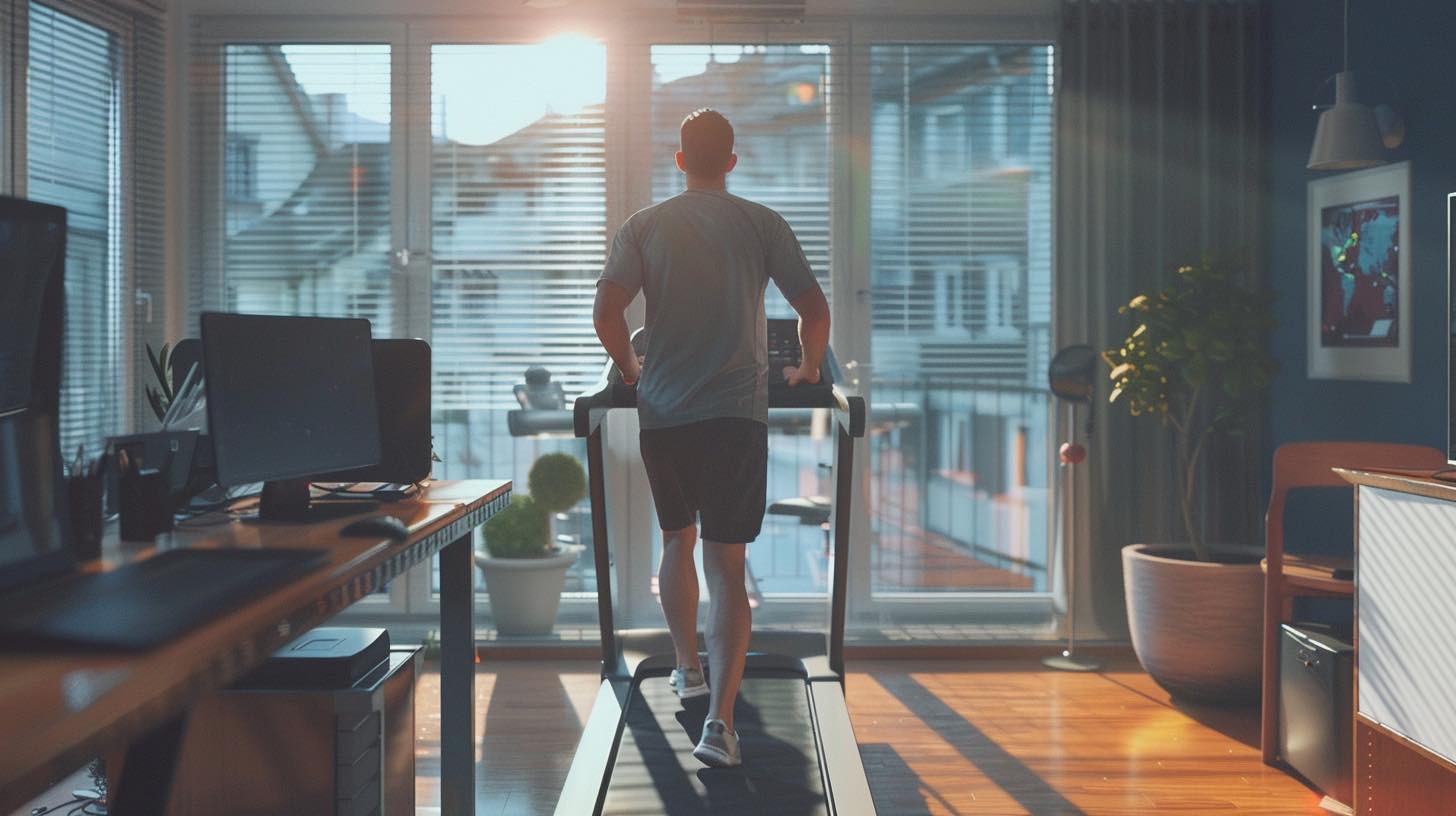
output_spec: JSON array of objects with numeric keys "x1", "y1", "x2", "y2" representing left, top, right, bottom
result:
[
  {"x1": 809, "y1": 679, "x2": 879, "y2": 815},
  {"x1": 554, "y1": 679, "x2": 627, "y2": 816}
]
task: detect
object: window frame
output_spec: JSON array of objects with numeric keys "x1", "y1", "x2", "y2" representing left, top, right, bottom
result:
[
  {"x1": 185, "y1": 13, "x2": 1063, "y2": 634},
  {"x1": 848, "y1": 34, "x2": 1058, "y2": 627},
  {"x1": 190, "y1": 18, "x2": 412, "y2": 613}
]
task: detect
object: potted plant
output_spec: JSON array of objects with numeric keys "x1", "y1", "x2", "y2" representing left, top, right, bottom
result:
[
  {"x1": 474, "y1": 453, "x2": 587, "y2": 637},
  {"x1": 1105, "y1": 261, "x2": 1276, "y2": 702}
]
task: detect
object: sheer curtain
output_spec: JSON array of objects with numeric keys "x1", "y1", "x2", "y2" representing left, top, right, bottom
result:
[{"x1": 1056, "y1": 0, "x2": 1269, "y2": 636}]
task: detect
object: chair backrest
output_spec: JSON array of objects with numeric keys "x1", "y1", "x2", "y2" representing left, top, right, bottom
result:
[
  {"x1": 1271, "y1": 441, "x2": 1446, "y2": 492},
  {"x1": 1267, "y1": 441, "x2": 1447, "y2": 557}
]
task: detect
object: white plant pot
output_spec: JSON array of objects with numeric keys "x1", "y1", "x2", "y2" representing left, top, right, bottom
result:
[
  {"x1": 474, "y1": 545, "x2": 582, "y2": 637},
  {"x1": 1122, "y1": 543, "x2": 1264, "y2": 703}
]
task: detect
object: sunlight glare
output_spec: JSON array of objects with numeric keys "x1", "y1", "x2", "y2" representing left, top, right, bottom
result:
[{"x1": 433, "y1": 35, "x2": 605, "y2": 146}]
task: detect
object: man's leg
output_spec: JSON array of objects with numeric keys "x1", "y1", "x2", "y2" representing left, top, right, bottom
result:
[
  {"x1": 659, "y1": 524, "x2": 701, "y2": 670},
  {"x1": 702, "y1": 540, "x2": 750, "y2": 731}
]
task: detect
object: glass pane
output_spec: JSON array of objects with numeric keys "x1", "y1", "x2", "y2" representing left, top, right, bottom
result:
[
  {"x1": 27, "y1": 2, "x2": 122, "y2": 459},
  {"x1": 650, "y1": 44, "x2": 832, "y2": 316},
  {"x1": 868, "y1": 45, "x2": 1055, "y2": 596},
  {"x1": 220, "y1": 44, "x2": 393, "y2": 333},
  {"x1": 647, "y1": 44, "x2": 835, "y2": 610},
  {"x1": 428, "y1": 38, "x2": 608, "y2": 599}
]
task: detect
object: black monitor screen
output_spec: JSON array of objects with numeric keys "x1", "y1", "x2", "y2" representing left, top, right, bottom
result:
[
  {"x1": 0, "y1": 205, "x2": 64, "y2": 415},
  {"x1": 202, "y1": 313, "x2": 381, "y2": 487},
  {"x1": 0, "y1": 197, "x2": 69, "y2": 591}
]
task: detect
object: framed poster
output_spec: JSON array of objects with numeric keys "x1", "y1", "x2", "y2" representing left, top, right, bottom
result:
[
  {"x1": 1310, "y1": 163, "x2": 1409, "y2": 384},
  {"x1": 1307, "y1": 162, "x2": 1412, "y2": 381}
]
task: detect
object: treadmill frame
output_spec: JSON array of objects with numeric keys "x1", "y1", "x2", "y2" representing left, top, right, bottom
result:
[{"x1": 556, "y1": 341, "x2": 875, "y2": 815}]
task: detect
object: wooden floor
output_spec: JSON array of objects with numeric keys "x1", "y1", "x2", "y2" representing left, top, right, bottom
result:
[{"x1": 415, "y1": 656, "x2": 1328, "y2": 815}]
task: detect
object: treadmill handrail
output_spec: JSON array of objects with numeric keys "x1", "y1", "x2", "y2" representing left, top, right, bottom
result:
[
  {"x1": 576, "y1": 325, "x2": 864, "y2": 437},
  {"x1": 572, "y1": 375, "x2": 865, "y2": 439}
]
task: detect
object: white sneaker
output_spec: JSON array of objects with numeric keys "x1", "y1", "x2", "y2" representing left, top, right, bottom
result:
[
  {"x1": 670, "y1": 666, "x2": 709, "y2": 700},
  {"x1": 693, "y1": 718, "x2": 741, "y2": 768}
]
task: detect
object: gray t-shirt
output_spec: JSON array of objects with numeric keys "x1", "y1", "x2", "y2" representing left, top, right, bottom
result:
[{"x1": 599, "y1": 189, "x2": 820, "y2": 429}]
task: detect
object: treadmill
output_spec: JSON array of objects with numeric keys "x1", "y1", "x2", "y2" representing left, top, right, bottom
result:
[{"x1": 555, "y1": 319, "x2": 875, "y2": 815}]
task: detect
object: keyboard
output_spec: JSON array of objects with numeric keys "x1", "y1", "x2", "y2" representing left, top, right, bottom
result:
[{"x1": 0, "y1": 548, "x2": 329, "y2": 650}]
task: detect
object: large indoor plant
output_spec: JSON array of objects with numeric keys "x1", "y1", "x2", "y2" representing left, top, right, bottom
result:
[
  {"x1": 474, "y1": 453, "x2": 587, "y2": 637},
  {"x1": 1105, "y1": 260, "x2": 1276, "y2": 701}
]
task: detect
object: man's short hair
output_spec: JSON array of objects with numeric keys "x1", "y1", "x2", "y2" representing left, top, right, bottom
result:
[{"x1": 680, "y1": 108, "x2": 734, "y2": 177}]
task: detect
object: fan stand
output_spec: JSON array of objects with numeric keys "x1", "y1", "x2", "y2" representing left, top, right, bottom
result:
[{"x1": 1043, "y1": 400, "x2": 1101, "y2": 673}]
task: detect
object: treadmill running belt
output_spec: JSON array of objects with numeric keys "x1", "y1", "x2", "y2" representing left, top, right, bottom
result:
[{"x1": 603, "y1": 675, "x2": 829, "y2": 815}]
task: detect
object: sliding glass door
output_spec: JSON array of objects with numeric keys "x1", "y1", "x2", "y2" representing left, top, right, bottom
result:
[
  {"x1": 864, "y1": 45, "x2": 1055, "y2": 619},
  {"x1": 647, "y1": 42, "x2": 835, "y2": 612},
  {"x1": 422, "y1": 37, "x2": 609, "y2": 606}
]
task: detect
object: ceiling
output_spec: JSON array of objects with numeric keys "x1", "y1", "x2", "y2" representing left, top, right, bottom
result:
[{"x1": 176, "y1": 0, "x2": 1058, "y2": 19}]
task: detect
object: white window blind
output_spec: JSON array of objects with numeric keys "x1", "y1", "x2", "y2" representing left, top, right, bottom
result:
[
  {"x1": 193, "y1": 43, "x2": 394, "y2": 334},
  {"x1": 26, "y1": 1, "x2": 122, "y2": 459},
  {"x1": 648, "y1": 43, "x2": 833, "y2": 316},
  {"x1": 867, "y1": 44, "x2": 1054, "y2": 384},
  {"x1": 429, "y1": 40, "x2": 607, "y2": 412}
]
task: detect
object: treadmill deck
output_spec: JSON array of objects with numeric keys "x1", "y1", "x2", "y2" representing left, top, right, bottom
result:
[{"x1": 602, "y1": 674, "x2": 830, "y2": 815}]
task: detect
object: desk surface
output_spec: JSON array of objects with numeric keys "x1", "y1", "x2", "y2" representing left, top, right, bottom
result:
[
  {"x1": 0, "y1": 478, "x2": 510, "y2": 813},
  {"x1": 1335, "y1": 467, "x2": 1456, "y2": 500}
]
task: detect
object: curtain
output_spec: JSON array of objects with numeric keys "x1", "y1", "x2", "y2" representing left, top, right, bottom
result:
[{"x1": 1057, "y1": 0, "x2": 1269, "y2": 636}]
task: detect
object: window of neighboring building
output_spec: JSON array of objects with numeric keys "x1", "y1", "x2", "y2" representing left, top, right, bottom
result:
[{"x1": 224, "y1": 134, "x2": 259, "y2": 202}]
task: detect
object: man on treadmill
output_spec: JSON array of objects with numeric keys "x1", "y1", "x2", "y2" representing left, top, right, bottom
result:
[{"x1": 593, "y1": 108, "x2": 830, "y2": 769}]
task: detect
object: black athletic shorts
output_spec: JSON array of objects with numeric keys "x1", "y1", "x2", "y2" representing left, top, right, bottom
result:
[{"x1": 639, "y1": 417, "x2": 769, "y2": 543}]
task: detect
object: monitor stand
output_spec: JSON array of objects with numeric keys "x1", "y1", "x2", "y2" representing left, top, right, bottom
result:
[{"x1": 251, "y1": 478, "x2": 378, "y2": 523}]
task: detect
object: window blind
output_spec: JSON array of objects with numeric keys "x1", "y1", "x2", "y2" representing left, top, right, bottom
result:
[
  {"x1": 26, "y1": 1, "x2": 123, "y2": 459},
  {"x1": 867, "y1": 44, "x2": 1054, "y2": 384},
  {"x1": 648, "y1": 43, "x2": 833, "y2": 316},
  {"x1": 12, "y1": 0, "x2": 165, "y2": 457},
  {"x1": 428, "y1": 41, "x2": 608, "y2": 412},
  {"x1": 191, "y1": 42, "x2": 394, "y2": 334}
]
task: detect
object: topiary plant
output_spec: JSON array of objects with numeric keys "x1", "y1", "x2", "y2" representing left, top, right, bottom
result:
[
  {"x1": 482, "y1": 495, "x2": 549, "y2": 559},
  {"x1": 1103, "y1": 260, "x2": 1276, "y2": 562},
  {"x1": 528, "y1": 452, "x2": 587, "y2": 514}
]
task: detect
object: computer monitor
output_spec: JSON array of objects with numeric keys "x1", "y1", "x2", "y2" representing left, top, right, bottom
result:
[
  {"x1": 201, "y1": 312, "x2": 382, "y2": 521},
  {"x1": 0, "y1": 197, "x2": 71, "y2": 592},
  {"x1": 315, "y1": 338, "x2": 433, "y2": 485}
]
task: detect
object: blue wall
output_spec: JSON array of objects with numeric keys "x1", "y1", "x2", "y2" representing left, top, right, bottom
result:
[{"x1": 1269, "y1": 0, "x2": 1456, "y2": 457}]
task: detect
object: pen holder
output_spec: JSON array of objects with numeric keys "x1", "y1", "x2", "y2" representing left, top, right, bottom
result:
[
  {"x1": 66, "y1": 474, "x2": 105, "y2": 561},
  {"x1": 119, "y1": 468, "x2": 174, "y2": 542}
]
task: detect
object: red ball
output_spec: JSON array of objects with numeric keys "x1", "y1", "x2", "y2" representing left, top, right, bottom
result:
[{"x1": 1059, "y1": 442, "x2": 1086, "y2": 465}]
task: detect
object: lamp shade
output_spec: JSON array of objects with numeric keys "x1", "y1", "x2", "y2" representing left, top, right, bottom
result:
[{"x1": 1308, "y1": 71, "x2": 1387, "y2": 170}]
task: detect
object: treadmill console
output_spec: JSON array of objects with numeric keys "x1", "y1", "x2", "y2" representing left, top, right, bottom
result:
[{"x1": 765, "y1": 318, "x2": 836, "y2": 407}]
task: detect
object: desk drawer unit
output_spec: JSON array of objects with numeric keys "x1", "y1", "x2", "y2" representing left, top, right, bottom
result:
[{"x1": 1354, "y1": 486, "x2": 1456, "y2": 813}]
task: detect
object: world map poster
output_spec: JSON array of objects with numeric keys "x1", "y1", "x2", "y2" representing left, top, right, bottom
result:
[{"x1": 1319, "y1": 194, "x2": 1400, "y2": 348}]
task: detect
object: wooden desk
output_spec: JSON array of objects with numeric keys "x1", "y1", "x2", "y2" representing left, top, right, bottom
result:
[
  {"x1": 0, "y1": 479, "x2": 511, "y2": 815},
  {"x1": 1337, "y1": 468, "x2": 1456, "y2": 814}
]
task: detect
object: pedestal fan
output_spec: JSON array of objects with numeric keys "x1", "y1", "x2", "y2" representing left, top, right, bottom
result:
[{"x1": 1043, "y1": 344, "x2": 1101, "y2": 673}]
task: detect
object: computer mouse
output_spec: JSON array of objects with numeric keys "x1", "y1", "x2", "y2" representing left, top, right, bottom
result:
[{"x1": 339, "y1": 515, "x2": 410, "y2": 541}]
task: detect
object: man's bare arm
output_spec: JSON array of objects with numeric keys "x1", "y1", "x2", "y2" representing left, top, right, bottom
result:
[
  {"x1": 784, "y1": 286, "x2": 829, "y2": 386},
  {"x1": 593, "y1": 280, "x2": 642, "y2": 385}
]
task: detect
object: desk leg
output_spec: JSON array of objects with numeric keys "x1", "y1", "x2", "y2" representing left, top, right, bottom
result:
[
  {"x1": 111, "y1": 712, "x2": 187, "y2": 815},
  {"x1": 440, "y1": 532, "x2": 475, "y2": 814}
]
